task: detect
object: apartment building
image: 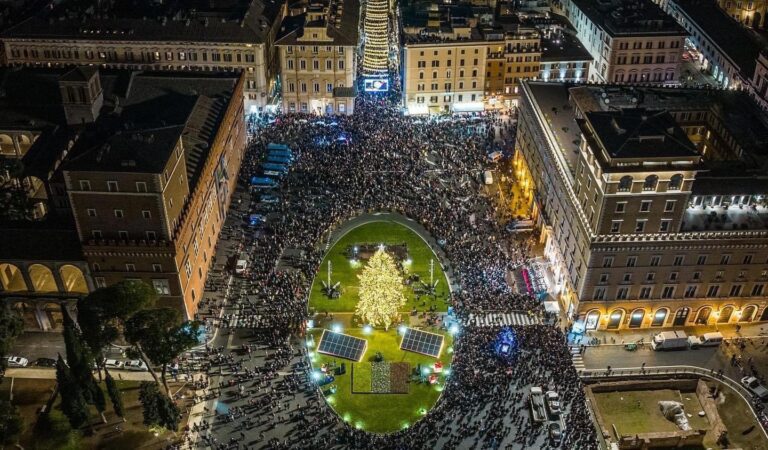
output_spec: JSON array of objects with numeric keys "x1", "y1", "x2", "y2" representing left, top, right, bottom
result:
[
  {"x1": 276, "y1": 0, "x2": 359, "y2": 114},
  {"x1": 515, "y1": 80, "x2": 768, "y2": 331},
  {"x1": 0, "y1": 0, "x2": 283, "y2": 113},
  {"x1": 0, "y1": 67, "x2": 246, "y2": 325},
  {"x1": 664, "y1": 0, "x2": 763, "y2": 90},
  {"x1": 562, "y1": 0, "x2": 686, "y2": 84},
  {"x1": 717, "y1": 0, "x2": 767, "y2": 28},
  {"x1": 539, "y1": 30, "x2": 593, "y2": 83},
  {"x1": 753, "y1": 51, "x2": 768, "y2": 111}
]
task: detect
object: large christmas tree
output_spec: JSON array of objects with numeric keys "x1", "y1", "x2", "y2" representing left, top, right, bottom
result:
[{"x1": 356, "y1": 249, "x2": 406, "y2": 330}]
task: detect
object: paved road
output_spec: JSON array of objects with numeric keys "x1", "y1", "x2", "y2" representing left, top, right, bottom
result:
[
  {"x1": 3, "y1": 367, "x2": 155, "y2": 381},
  {"x1": 10, "y1": 331, "x2": 127, "y2": 365}
]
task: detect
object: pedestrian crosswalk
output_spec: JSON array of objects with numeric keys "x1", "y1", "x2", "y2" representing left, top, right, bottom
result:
[
  {"x1": 570, "y1": 346, "x2": 585, "y2": 372},
  {"x1": 464, "y1": 312, "x2": 541, "y2": 327}
]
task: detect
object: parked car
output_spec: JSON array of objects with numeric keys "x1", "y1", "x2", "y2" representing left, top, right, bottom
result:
[
  {"x1": 260, "y1": 194, "x2": 280, "y2": 204},
  {"x1": 546, "y1": 391, "x2": 562, "y2": 416},
  {"x1": 35, "y1": 358, "x2": 57, "y2": 367},
  {"x1": 103, "y1": 359, "x2": 124, "y2": 369},
  {"x1": 5, "y1": 356, "x2": 29, "y2": 367},
  {"x1": 124, "y1": 360, "x2": 149, "y2": 371},
  {"x1": 548, "y1": 422, "x2": 563, "y2": 443},
  {"x1": 741, "y1": 376, "x2": 768, "y2": 401}
]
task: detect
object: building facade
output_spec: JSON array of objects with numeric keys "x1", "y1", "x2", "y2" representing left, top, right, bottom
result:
[
  {"x1": 515, "y1": 81, "x2": 768, "y2": 331},
  {"x1": 716, "y1": 0, "x2": 767, "y2": 28},
  {"x1": 0, "y1": 67, "x2": 246, "y2": 322},
  {"x1": 562, "y1": 0, "x2": 686, "y2": 84},
  {"x1": 0, "y1": 0, "x2": 283, "y2": 113},
  {"x1": 276, "y1": 0, "x2": 359, "y2": 115}
]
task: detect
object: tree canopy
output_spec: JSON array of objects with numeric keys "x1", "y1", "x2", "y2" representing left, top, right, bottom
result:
[{"x1": 355, "y1": 249, "x2": 406, "y2": 330}]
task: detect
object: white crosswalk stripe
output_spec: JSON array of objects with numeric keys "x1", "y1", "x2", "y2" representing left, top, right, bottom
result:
[
  {"x1": 570, "y1": 346, "x2": 585, "y2": 371},
  {"x1": 463, "y1": 312, "x2": 541, "y2": 327}
]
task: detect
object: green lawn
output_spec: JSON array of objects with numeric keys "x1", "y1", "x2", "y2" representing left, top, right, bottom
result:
[
  {"x1": 309, "y1": 221, "x2": 451, "y2": 313},
  {"x1": 309, "y1": 327, "x2": 453, "y2": 434},
  {"x1": 708, "y1": 381, "x2": 768, "y2": 450},
  {"x1": 352, "y1": 363, "x2": 372, "y2": 393},
  {"x1": 593, "y1": 389, "x2": 708, "y2": 436}
]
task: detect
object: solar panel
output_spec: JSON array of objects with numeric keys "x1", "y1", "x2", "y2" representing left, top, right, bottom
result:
[
  {"x1": 400, "y1": 328, "x2": 444, "y2": 358},
  {"x1": 317, "y1": 330, "x2": 368, "y2": 361}
]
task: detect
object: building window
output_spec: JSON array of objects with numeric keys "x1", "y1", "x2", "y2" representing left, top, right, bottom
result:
[
  {"x1": 87, "y1": 208, "x2": 97, "y2": 217},
  {"x1": 599, "y1": 273, "x2": 609, "y2": 284},
  {"x1": 80, "y1": 180, "x2": 91, "y2": 191},
  {"x1": 142, "y1": 210, "x2": 151, "y2": 219},
  {"x1": 684, "y1": 285, "x2": 697, "y2": 298},
  {"x1": 95, "y1": 277, "x2": 107, "y2": 288},
  {"x1": 125, "y1": 263, "x2": 136, "y2": 272},
  {"x1": 730, "y1": 284, "x2": 743, "y2": 296},
  {"x1": 752, "y1": 284, "x2": 764, "y2": 296},
  {"x1": 661, "y1": 286, "x2": 675, "y2": 298},
  {"x1": 720, "y1": 254, "x2": 731, "y2": 265},
  {"x1": 744, "y1": 255, "x2": 753, "y2": 264},
  {"x1": 707, "y1": 285, "x2": 720, "y2": 297},
  {"x1": 618, "y1": 176, "x2": 632, "y2": 192},
  {"x1": 669, "y1": 174, "x2": 683, "y2": 190},
  {"x1": 615, "y1": 202, "x2": 626, "y2": 213},
  {"x1": 627, "y1": 256, "x2": 637, "y2": 267},
  {"x1": 643, "y1": 175, "x2": 658, "y2": 191},
  {"x1": 114, "y1": 209, "x2": 124, "y2": 218},
  {"x1": 602, "y1": 256, "x2": 614, "y2": 268},
  {"x1": 640, "y1": 200, "x2": 652, "y2": 212},
  {"x1": 617, "y1": 287, "x2": 629, "y2": 299},
  {"x1": 660, "y1": 220, "x2": 671, "y2": 232},
  {"x1": 593, "y1": 288, "x2": 606, "y2": 300},
  {"x1": 146, "y1": 231, "x2": 156, "y2": 240},
  {"x1": 697, "y1": 255, "x2": 707, "y2": 265},
  {"x1": 634, "y1": 220, "x2": 646, "y2": 233},
  {"x1": 673, "y1": 255, "x2": 684, "y2": 266},
  {"x1": 92, "y1": 230, "x2": 102, "y2": 239},
  {"x1": 610, "y1": 221, "x2": 621, "y2": 233},
  {"x1": 107, "y1": 181, "x2": 119, "y2": 192},
  {"x1": 136, "y1": 181, "x2": 147, "y2": 193},
  {"x1": 664, "y1": 200, "x2": 676, "y2": 212},
  {"x1": 152, "y1": 279, "x2": 171, "y2": 295},
  {"x1": 152, "y1": 264, "x2": 162, "y2": 273},
  {"x1": 639, "y1": 287, "x2": 652, "y2": 299},
  {"x1": 650, "y1": 256, "x2": 661, "y2": 266}
]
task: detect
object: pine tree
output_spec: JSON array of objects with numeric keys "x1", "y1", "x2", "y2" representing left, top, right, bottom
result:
[
  {"x1": 55, "y1": 356, "x2": 89, "y2": 429},
  {"x1": 355, "y1": 249, "x2": 406, "y2": 330},
  {"x1": 61, "y1": 309, "x2": 96, "y2": 405},
  {"x1": 105, "y1": 373, "x2": 124, "y2": 419},
  {"x1": 157, "y1": 395, "x2": 181, "y2": 431}
]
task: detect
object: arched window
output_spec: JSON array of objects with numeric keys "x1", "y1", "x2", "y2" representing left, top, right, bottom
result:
[
  {"x1": 741, "y1": 305, "x2": 757, "y2": 322},
  {"x1": 0, "y1": 263, "x2": 28, "y2": 292},
  {"x1": 643, "y1": 175, "x2": 658, "y2": 191},
  {"x1": 618, "y1": 176, "x2": 633, "y2": 192},
  {"x1": 669, "y1": 174, "x2": 683, "y2": 190},
  {"x1": 718, "y1": 305, "x2": 734, "y2": 323},
  {"x1": 651, "y1": 308, "x2": 669, "y2": 327},
  {"x1": 628, "y1": 309, "x2": 645, "y2": 328},
  {"x1": 29, "y1": 264, "x2": 57, "y2": 292},
  {"x1": 59, "y1": 265, "x2": 88, "y2": 294}
]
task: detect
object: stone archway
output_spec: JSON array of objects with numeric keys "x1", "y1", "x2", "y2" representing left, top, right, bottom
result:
[
  {"x1": 628, "y1": 309, "x2": 645, "y2": 328},
  {"x1": 673, "y1": 307, "x2": 690, "y2": 326},
  {"x1": 741, "y1": 305, "x2": 758, "y2": 322},
  {"x1": 59, "y1": 265, "x2": 88, "y2": 293},
  {"x1": 0, "y1": 263, "x2": 28, "y2": 291},
  {"x1": 718, "y1": 305, "x2": 734, "y2": 324},
  {"x1": 695, "y1": 306, "x2": 712, "y2": 325},
  {"x1": 761, "y1": 306, "x2": 768, "y2": 322},
  {"x1": 607, "y1": 308, "x2": 625, "y2": 329},
  {"x1": 41, "y1": 302, "x2": 64, "y2": 331},
  {"x1": 12, "y1": 301, "x2": 38, "y2": 330},
  {"x1": 651, "y1": 308, "x2": 669, "y2": 327},
  {"x1": 28, "y1": 264, "x2": 58, "y2": 292}
]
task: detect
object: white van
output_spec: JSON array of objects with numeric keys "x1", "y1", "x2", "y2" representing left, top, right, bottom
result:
[
  {"x1": 688, "y1": 332, "x2": 724, "y2": 348},
  {"x1": 483, "y1": 170, "x2": 494, "y2": 185},
  {"x1": 235, "y1": 254, "x2": 248, "y2": 275}
]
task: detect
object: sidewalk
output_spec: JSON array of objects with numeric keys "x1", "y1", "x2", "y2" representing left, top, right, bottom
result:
[
  {"x1": 3, "y1": 367, "x2": 155, "y2": 381},
  {"x1": 574, "y1": 322, "x2": 768, "y2": 346}
]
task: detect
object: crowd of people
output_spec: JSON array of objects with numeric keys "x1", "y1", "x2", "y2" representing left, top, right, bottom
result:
[{"x1": 184, "y1": 93, "x2": 599, "y2": 449}]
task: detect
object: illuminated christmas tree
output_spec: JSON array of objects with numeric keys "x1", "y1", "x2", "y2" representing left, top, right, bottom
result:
[{"x1": 356, "y1": 249, "x2": 405, "y2": 330}]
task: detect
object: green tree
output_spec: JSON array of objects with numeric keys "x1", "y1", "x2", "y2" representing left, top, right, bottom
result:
[
  {"x1": 0, "y1": 399, "x2": 23, "y2": 444},
  {"x1": 0, "y1": 157, "x2": 37, "y2": 221},
  {"x1": 105, "y1": 372, "x2": 124, "y2": 420},
  {"x1": 0, "y1": 302, "x2": 23, "y2": 371},
  {"x1": 55, "y1": 355, "x2": 89, "y2": 429},
  {"x1": 138, "y1": 382, "x2": 161, "y2": 427},
  {"x1": 34, "y1": 409, "x2": 82, "y2": 450},
  {"x1": 125, "y1": 308, "x2": 200, "y2": 395},
  {"x1": 355, "y1": 249, "x2": 406, "y2": 330}
]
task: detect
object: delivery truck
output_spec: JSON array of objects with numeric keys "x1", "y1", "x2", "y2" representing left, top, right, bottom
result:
[
  {"x1": 651, "y1": 330, "x2": 688, "y2": 351},
  {"x1": 530, "y1": 386, "x2": 547, "y2": 422}
]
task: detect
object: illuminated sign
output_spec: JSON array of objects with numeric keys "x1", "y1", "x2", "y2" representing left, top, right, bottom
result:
[{"x1": 364, "y1": 78, "x2": 389, "y2": 92}]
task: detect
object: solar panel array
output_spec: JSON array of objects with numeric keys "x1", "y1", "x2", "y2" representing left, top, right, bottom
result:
[
  {"x1": 317, "y1": 330, "x2": 368, "y2": 361},
  {"x1": 400, "y1": 328, "x2": 444, "y2": 358}
]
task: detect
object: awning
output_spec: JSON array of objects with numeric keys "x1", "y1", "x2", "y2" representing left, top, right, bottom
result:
[
  {"x1": 543, "y1": 301, "x2": 560, "y2": 313},
  {"x1": 452, "y1": 101, "x2": 485, "y2": 112}
]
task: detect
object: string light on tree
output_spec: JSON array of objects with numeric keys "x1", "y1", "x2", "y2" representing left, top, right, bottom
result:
[
  {"x1": 362, "y1": 0, "x2": 389, "y2": 76},
  {"x1": 355, "y1": 249, "x2": 406, "y2": 330}
]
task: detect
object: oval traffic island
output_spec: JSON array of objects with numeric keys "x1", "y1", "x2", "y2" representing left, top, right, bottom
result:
[{"x1": 306, "y1": 219, "x2": 454, "y2": 434}]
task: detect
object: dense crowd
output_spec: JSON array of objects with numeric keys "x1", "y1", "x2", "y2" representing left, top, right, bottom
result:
[{"x1": 187, "y1": 94, "x2": 599, "y2": 449}]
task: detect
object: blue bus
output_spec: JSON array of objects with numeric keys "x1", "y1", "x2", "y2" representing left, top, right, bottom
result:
[
  {"x1": 262, "y1": 163, "x2": 288, "y2": 174},
  {"x1": 267, "y1": 143, "x2": 291, "y2": 152},
  {"x1": 268, "y1": 148, "x2": 293, "y2": 158},
  {"x1": 250, "y1": 176, "x2": 277, "y2": 188},
  {"x1": 267, "y1": 154, "x2": 293, "y2": 165}
]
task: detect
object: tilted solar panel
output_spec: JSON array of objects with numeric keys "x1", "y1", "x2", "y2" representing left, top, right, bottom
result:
[
  {"x1": 400, "y1": 328, "x2": 444, "y2": 358},
  {"x1": 317, "y1": 330, "x2": 368, "y2": 361}
]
